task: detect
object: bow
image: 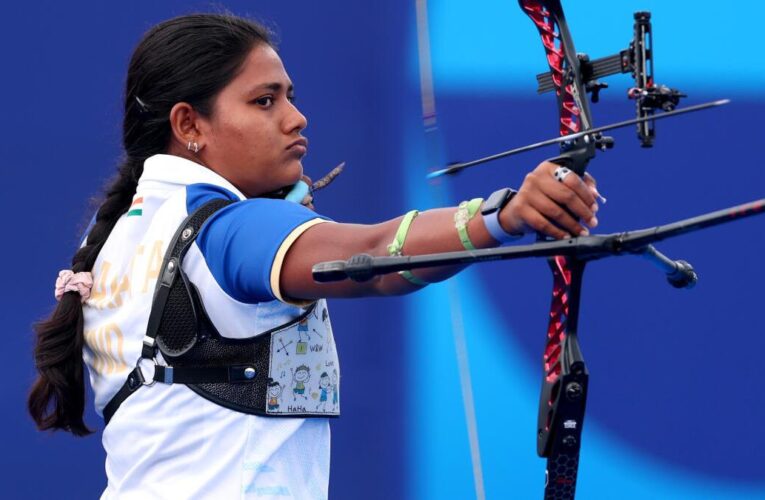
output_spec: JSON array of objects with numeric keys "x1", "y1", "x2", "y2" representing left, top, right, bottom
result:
[
  {"x1": 315, "y1": 2, "x2": 761, "y2": 499},
  {"x1": 414, "y1": 1, "x2": 727, "y2": 498},
  {"x1": 458, "y1": 2, "x2": 709, "y2": 496},
  {"x1": 518, "y1": 2, "x2": 601, "y2": 497},
  {"x1": 516, "y1": 3, "x2": 696, "y2": 496}
]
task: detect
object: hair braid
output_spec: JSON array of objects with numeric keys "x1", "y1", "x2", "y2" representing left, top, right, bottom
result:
[
  {"x1": 29, "y1": 158, "x2": 142, "y2": 435},
  {"x1": 29, "y1": 13, "x2": 272, "y2": 435}
]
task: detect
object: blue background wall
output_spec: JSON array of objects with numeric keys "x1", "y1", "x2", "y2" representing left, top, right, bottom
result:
[{"x1": 2, "y1": 1, "x2": 763, "y2": 498}]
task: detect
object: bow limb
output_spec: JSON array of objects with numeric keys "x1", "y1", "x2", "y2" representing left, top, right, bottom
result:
[
  {"x1": 414, "y1": 1, "x2": 486, "y2": 499},
  {"x1": 519, "y1": 2, "x2": 594, "y2": 498},
  {"x1": 520, "y1": 0, "x2": 596, "y2": 174}
]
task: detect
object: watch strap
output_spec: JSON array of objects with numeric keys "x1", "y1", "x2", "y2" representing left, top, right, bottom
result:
[{"x1": 481, "y1": 188, "x2": 523, "y2": 244}]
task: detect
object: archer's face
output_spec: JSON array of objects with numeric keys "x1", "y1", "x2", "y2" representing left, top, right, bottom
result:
[{"x1": 198, "y1": 44, "x2": 308, "y2": 197}]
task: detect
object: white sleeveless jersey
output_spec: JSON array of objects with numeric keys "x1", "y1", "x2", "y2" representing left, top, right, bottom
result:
[{"x1": 82, "y1": 154, "x2": 334, "y2": 499}]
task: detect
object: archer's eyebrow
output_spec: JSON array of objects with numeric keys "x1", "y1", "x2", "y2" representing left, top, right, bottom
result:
[{"x1": 249, "y1": 82, "x2": 295, "y2": 95}]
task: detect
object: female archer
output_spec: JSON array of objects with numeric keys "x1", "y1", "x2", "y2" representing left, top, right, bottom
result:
[{"x1": 28, "y1": 13, "x2": 599, "y2": 499}]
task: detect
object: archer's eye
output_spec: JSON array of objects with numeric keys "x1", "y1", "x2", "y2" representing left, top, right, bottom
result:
[
  {"x1": 287, "y1": 94, "x2": 297, "y2": 104},
  {"x1": 254, "y1": 95, "x2": 274, "y2": 107}
]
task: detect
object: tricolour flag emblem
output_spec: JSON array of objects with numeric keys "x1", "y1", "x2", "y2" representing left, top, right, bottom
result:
[{"x1": 127, "y1": 196, "x2": 143, "y2": 217}]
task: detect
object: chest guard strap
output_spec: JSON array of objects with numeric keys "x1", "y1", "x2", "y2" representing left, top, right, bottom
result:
[{"x1": 103, "y1": 199, "x2": 340, "y2": 424}]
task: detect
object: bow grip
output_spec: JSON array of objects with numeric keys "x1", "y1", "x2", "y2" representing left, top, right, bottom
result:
[
  {"x1": 545, "y1": 151, "x2": 588, "y2": 177},
  {"x1": 538, "y1": 151, "x2": 588, "y2": 240}
]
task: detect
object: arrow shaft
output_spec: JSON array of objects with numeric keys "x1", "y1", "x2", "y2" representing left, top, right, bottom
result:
[{"x1": 428, "y1": 99, "x2": 730, "y2": 178}]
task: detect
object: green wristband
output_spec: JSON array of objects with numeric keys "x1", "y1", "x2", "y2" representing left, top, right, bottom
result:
[
  {"x1": 387, "y1": 210, "x2": 418, "y2": 256},
  {"x1": 454, "y1": 198, "x2": 484, "y2": 250},
  {"x1": 387, "y1": 210, "x2": 429, "y2": 287}
]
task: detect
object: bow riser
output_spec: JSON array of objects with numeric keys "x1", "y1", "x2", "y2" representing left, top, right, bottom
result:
[
  {"x1": 536, "y1": 254, "x2": 588, "y2": 499},
  {"x1": 520, "y1": 2, "x2": 596, "y2": 498}
]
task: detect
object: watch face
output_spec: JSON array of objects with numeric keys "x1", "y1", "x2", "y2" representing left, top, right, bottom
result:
[{"x1": 483, "y1": 188, "x2": 514, "y2": 214}]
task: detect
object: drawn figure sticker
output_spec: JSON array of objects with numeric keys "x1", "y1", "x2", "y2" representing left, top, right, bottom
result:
[
  {"x1": 296, "y1": 318, "x2": 309, "y2": 354},
  {"x1": 267, "y1": 299, "x2": 339, "y2": 416},
  {"x1": 267, "y1": 379, "x2": 282, "y2": 411}
]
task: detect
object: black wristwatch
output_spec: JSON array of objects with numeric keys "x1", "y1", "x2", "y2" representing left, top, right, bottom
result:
[
  {"x1": 481, "y1": 188, "x2": 523, "y2": 243},
  {"x1": 481, "y1": 187, "x2": 517, "y2": 215}
]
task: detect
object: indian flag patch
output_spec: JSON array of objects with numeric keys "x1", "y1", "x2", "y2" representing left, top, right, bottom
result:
[{"x1": 127, "y1": 196, "x2": 143, "y2": 217}]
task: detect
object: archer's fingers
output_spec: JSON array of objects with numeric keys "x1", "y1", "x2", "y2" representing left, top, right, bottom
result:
[
  {"x1": 545, "y1": 178, "x2": 598, "y2": 227},
  {"x1": 530, "y1": 163, "x2": 597, "y2": 226},
  {"x1": 583, "y1": 172, "x2": 597, "y2": 191},
  {"x1": 582, "y1": 172, "x2": 605, "y2": 204},
  {"x1": 555, "y1": 167, "x2": 597, "y2": 209},
  {"x1": 519, "y1": 205, "x2": 571, "y2": 240},
  {"x1": 531, "y1": 192, "x2": 590, "y2": 236},
  {"x1": 533, "y1": 161, "x2": 597, "y2": 207}
]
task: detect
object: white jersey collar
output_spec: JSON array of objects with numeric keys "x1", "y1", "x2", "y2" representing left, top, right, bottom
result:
[{"x1": 140, "y1": 154, "x2": 248, "y2": 200}]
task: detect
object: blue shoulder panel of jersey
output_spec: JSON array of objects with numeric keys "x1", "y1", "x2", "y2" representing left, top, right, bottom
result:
[{"x1": 186, "y1": 183, "x2": 330, "y2": 303}]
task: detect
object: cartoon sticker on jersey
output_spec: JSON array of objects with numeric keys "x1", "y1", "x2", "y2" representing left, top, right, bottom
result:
[
  {"x1": 316, "y1": 372, "x2": 331, "y2": 412},
  {"x1": 291, "y1": 365, "x2": 310, "y2": 401},
  {"x1": 296, "y1": 318, "x2": 309, "y2": 355},
  {"x1": 276, "y1": 338, "x2": 293, "y2": 356},
  {"x1": 268, "y1": 299, "x2": 339, "y2": 415},
  {"x1": 267, "y1": 379, "x2": 283, "y2": 411}
]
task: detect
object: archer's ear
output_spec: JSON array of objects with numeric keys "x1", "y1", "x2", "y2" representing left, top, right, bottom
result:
[{"x1": 168, "y1": 102, "x2": 205, "y2": 151}]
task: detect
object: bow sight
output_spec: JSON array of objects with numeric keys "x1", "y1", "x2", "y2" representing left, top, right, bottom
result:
[
  {"x1": 427, "y1": 6, "x2": 725, "y2": 180},
  {"x1": 535, "y1": 11, "x2": 685, "y2": 147}
]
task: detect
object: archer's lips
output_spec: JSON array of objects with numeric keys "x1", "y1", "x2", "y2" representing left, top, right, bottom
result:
[{"x1": 287, "y1": 137, "x2": 308, "y2": 154}]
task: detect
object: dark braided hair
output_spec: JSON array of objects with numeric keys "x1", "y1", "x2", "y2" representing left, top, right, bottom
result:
[{"x1": 28, "y1": 13, "x2": 273, "y2": 435}]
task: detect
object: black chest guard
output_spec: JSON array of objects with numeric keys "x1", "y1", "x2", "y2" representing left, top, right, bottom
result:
[{"x1": 104, "y1": 199, "x2": 340, "y2": 424}]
